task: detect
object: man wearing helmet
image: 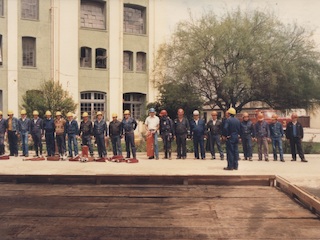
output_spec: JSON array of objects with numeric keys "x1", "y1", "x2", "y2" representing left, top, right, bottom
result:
[
  {"x1": 122, "y1": 110, "x2": 137, "y2": 159},
  {"x1": 159, "y1": 110, "x2": 175, "y2": 159},
  {"x1": 269, "y1": 114, "x2": 285, "y2": 162},
  {"x1": 43, "y1": 111, "x2": 55, "y2": 157},
  {"x1": 0, "y1": 111, "x2": 6, "y2": 155},
  {"x1": 190, "y1": 110, "x2": 206, "y2": 160},
  {"x1": 240, "y1": 112, "x2": 254, "y2": 161},
  {"x1": 79, "y1": 112, "x2": 94, "y2": 157},
  {"x1": 254, "y1": 112, "x2": 270, "y2": 161},
  {"x1": 93, "y1": 111, "x2": 107, "y2": 158},
  {"x1": 109, "y1": 113, "x2": 123, "y2": 156},
  {"x1": 222, "y1": 107, "x2": 240, "y2": 170},
  {"x1": 6, "y1": 110, "x2": 19, "y2": 157},
  {"x1": 54, "y1": 111, "x2": 67, "y2": 159},
  {"x1": 206, "y1": 111, "x2": 224, "y2": 160},
  {"x1": 65, "y1": 112, "x2": 79, "y2": 157},
  {"x1": 18, "y1": 110, "x2": 31, "y2": 157},
  {"x1": 174, "y1": 108, "x2": 190, "y2": 159},
  {"x1": 30, "y1": 110, "x2": 44, "y2": 157},
  {"x1": 145, "y1": 108, "x2": 160, "y2": 160}
]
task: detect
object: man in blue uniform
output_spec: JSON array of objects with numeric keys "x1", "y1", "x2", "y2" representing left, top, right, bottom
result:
[
  {"x1": 93, "y1": 111, "x2": 108, "y2": 158},
  {"x1": 30, "y1": 110, "x2": 44, "y2": 157},
  {"x1": 0, "y1": 111, "x2": 6, "y2": 155},
  {"x1": 240, "y1": 112, "x2": 254, "y2": 161},
  {"x1": 254, "y1": 112, "x2": 270, "y2": 161},
  {"x1": 159, "y1": 110, "x2": 175, "y2": 159},
  {"x1": 122, "y1": 110, "x2": 137, "y2": 159},
  {"x1": 43, "y1": 111, "x2": 55, "y2": 157},
  {"x1": 109, "y1": 113, "x2": 123, "y2": 156},
  {"x1": 190, "y1": 110, "x2": 206, "y2": 160},
  {"x1": 269, "y1": 114, "x2": 285, "y2": 162},
  {"x1": 6, "y1": 110, "x2": 19, "y2": 157},
  {"x1": 65, "y1": 112, "x2": 79, "y2": 157},
  {"x1": 223, "y1": 107, "x2": 240, "y2": 170},
  {"x1": 206, "y1": 111, "x2": 224, "y2": 160},
  {"x1": 174, "y1": 108, "x2": 190, "y2": 159},
  {"x1": 18, "y1": 109, "x2": 31, "y2": 157}
]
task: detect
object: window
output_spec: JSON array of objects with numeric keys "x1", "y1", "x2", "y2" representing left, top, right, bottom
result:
[
  {"x1": 136, "y1": 52, "x2": 146, "y2": 71},
  {"x1": 95, "y1": 48, "x2": 107, "y2": 69},
  {"x1": 123, "y1": 51, "x2": 133, "y2": 71},
  {"x1": 124, "y1": 5, "x2": 146, "y2": 34},
  {"x1": 0, "y1": 35, "x2": 2, "y2": 66},
  {"x1": 80, "y1": 0, "x2": 106, "y2": 29},
  {"x1": 0, "y1": 0, "x2": 3, "y2": 17},
  {"x1": 80, "y1": 91, "x2": 106, "y2": 120},
  {"x1": 22, "y1": 37, "x2": 36, "y2": 67},
  {"x1": 21, "y1": 0, "x2": 39, "y2": 20},
  {"x1": 123, "y1": 93, "x2": 145, "y2": 120},
  {"x1": 80, "y1": 47, "x2": 92, "y2": 68}
]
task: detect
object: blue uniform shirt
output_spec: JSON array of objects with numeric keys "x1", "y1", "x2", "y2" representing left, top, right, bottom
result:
[{"x1": 269, "y1": 121, "x2": 284, "y2": 138}]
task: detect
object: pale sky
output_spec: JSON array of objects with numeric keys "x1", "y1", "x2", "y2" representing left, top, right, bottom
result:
[{"x1": 154, "y1": 0, "x2": 320, "y2": 49}]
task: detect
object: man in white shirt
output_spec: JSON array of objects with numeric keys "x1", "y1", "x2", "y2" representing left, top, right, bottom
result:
[{"x1": 145, "y1": 108, "x2": 160, "y2": 159}]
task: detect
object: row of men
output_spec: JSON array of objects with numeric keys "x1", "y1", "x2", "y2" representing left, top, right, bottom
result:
[
  {"x1": 144, "y1": 107, "x2": 307, "y2": 165},
  {"x1": 0, "y1": 110, "x2": 138, "y2": 159}
]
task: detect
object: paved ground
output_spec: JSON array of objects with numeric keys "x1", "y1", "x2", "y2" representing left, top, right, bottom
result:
[{"x1": 0, "y1": 152, "x2": 319, "y2": 198}]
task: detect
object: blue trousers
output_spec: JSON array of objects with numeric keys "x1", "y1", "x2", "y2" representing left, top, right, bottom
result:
[
  {"x1": 21, "y1": 132, "x2": 29, "y2": 156},
  {"x1": 45, "y1": 132, "x2": 55, "y2": 156},
  {"x1": 193, "y1": 136, "x2": 205, "y2": 159},
  {"x1": 32, "y1": 133, "x2": 42, "y2": 156},
  {"x1": 226, "y1": 138, "x2": 239, "y2": 169},
  {"x1": 272, "y1": 137, "x2": 284, "y2": 160},
  {"x1": 241, "y1": 135, "x2": 252, "y2": 158},
  {"x1": 96, "y1": 134, "x2": 106, "y2": 157},
  {"x1": 209, "y1": 134, "x2": 224, "y2": 158},
  {"x1": 125, "y1": 133, "x2": 136, "y2": 158},
  {"x1": 68, "y1": 134, "x2": 78, "y2": 157},
  {"x1": 111, "y1": 135, "x2": 122, "y2": 156},
  {"x1": 82, "y1": 135, "x2": 93, "y2": 155}
]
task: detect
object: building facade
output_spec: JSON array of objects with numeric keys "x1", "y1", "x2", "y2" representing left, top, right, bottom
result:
[{"x1": 0, "y1": 0, "x2": 158, "y2": 121}]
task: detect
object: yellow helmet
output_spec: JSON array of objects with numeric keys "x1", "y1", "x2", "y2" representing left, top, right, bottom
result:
[
  {"x1": 227, "y1": 107, "x2": 236, "y2": 115},
  {"x1": 33, "y1": 110, "x2": 39, "y2": 116},
  {"x1": 112, "y1": 113, "x2": 118, "y2": 118},
  {"x1": 55, "y1": 111, "x2": 62, "y2": 116},
  {"x1": 82, "y1": 112, "x2": 89, "y2": 117},
  {"x1": 21, "y1": 109, "x2": 27, "y2": 115},
  {"x1": 66, "y1": 112, "x2": 73, "y2": 117},
  {"x1": 124, "y1": 110, "x2": 130, "y2": 115},
  {"x1": 0, "y1": 111, "x2": 3, "y2": 115},
  {"x1": 96, "y1": 111, "x2": 103, "y2": 116},
  {"x1": 7, "y1": 110, "x2": 14, "y2": 115},
  {"x1": 45, "y1": 111, "x2": 52, "y2": 116}
]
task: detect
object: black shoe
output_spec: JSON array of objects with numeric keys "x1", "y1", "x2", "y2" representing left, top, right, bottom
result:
[
  {"x1": 258, "y1": 159, "x2": 262, "y2": 161},
  {"x1": 211, "y1": 156, "x2": 216, "y2": 160},
  {"x1": 301, "y1": 159, "x2": 308, "y2": 162},
  {"x1": 19, "y1": 154, "x2": 25, "y2": 157},
  {"x1": 273, "y1": 159, "x2": 277, "y2": 161},
  {"x1": 280, "y1": 159, "x2": 285, "y2": 162},
  {"x1": 201, "y1": 158, "x2": 205, "y2": 160},
  {"x1": 68, "y1": 155, "x2": 73, "y2": 158},
  {"x1": 233, "y1": 168, "x2": 238, "y2": 170},
  {"x1": 291, "y1": 159, "x2": 296, "y2": 161},
  {"x1": 223, "y1": 167, "x2": 233, "y2": 171},
  {"x1": 265, "y1": 158, "x2": 269, "y2": 162},
  {"x1": 148, "y1": 156, "x2": 154, "y2": 159}
]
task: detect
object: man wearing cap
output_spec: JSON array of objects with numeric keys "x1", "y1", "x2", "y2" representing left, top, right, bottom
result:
[
  {"x1": 43, "y1": 111, "x2": 55, "y2": 157},
  {"x1": 30, "y1": 110, "x2": 44, "y2": 157},
  {"x1": 145, "y1": 108, "x2": 160, "y2": 159},
  {"x1": 54, "y1": 111, "x2": 67, "y2": 159},
  {"x1": 222, "y1": 107, "x2": 240, "y2": 170},
  {"x1": 109, "y1": 113, "x2": 123, "y2": 156},
  {"x1": 0, "y1": 111, "x2": 6, "y2": 155},
  {"x1": 286, "y1": 113, "x2": 307, "y2": 162},
  {"x1": 6, "y1": 110, "x2": 19, "y2": 156},
  {"x1": 254, "y1": 112, "x2": 270, "y2": 161},
  {"x1": 18, "y1": 110, "x2": 31, "y2": 157},
  {"x1": 190, "y1": 110, "x2": 206, "y2": 160},
  {"x1": 79, "y1": 112, "x2": 93, "y2": 157},
  {"x1": 240, "y1": 112, "x2": 254, "y2": 161},
  {"x1": 159, "y1": 110, "x2": 175, "y2": 159},
  {"x1": 206, "y1": 111, "x2": 224, "y2": 160},
  {"x1": 122, "y1": 110, "x2": 137, "y2": 159},
  {"x1": 65, "y1": 112, "x2": 79, "y2": 157},
  {"x1": 174, "y1": 108, "x2": 190, "y2": 159},
  {"x1": 93, "y1": 111, "x2": 107, "y2": 158}
]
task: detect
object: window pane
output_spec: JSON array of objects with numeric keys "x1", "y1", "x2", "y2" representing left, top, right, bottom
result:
[
  {"x1": 81, "y1": 93, "x2": 92, "y2": 100},
  {"x1": 95, "y1": 48, "x2": 107, "y2": 69},
  {"x1": 22, "y1": 37, "x2": 36, "y2": 67},
  {"x1": 123, "y1": 93, "x2": 145, "y2": 120},
  {"x1": 81, "y1": 0, "x2": 106, "y2": 29},
  {"x1": 123, "y1": 51, "x2": 133, "y2": 71},
  {"x1": 0, "y1": 0, "x2": 3, "y2": 17},
  {"x1": 94, "y1": 92, "x2": 104, "y2": 100},
  {"x1": 124, "y1": 6, "x2": 146, "y2": 34},
  {"x1": 21, "y1": 0, "x2": 38, "y2": 20},
  {"x1": 136, "y1": 52, "x2": 146, "y2": 71},
  {"x1": 80, "y1": 47, "x2": 92, "y2": 68},
  {"x1": 81, "y1": 92, "x2": 106, "y2": 121}
]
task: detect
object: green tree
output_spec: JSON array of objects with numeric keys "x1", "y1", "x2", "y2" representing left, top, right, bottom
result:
[
  {"x1": 155, "y1": 9, "x2": 320, "y2": 112},
  {"x1": 22, "y1": 80, "x2": 77, "y2": 118}
]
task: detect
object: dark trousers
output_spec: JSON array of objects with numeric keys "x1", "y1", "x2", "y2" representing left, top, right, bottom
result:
[
  {"x1": 241, "y1": 135, "x2": 252, "y2": 158},
  {"x1": 68, "y1": 134, "x2": 78, "y2": 157},
  {"x1": 289, "y1": 137, "x2": 305, "y2": 160},
  {"x1": 0, "y1": 133, "x2": 5, "y2": 155},
  {"x1": 209, "y1": 134, "x2": 224, "y2": 158},
  {"x1": 96, "y1": 134, "x2": 106, "y2": 158},
  {"x1": 8, "y1": 131, "x2": 18, "y2": 155},
  {"x1": 56, "y1": 134, "x2": 66, "y2": 155},
  {"x1": 45, "y1": 132, "x2": 55, "y2": 156},
  {"x1": 227, "y1": 138, "x2": 239, "y2": 169},
  {"x1": 111, "y1": 135, "x2": 122, "y2": 156},
  {"x1": 32, "y1": 133, "x2": 42, "y2": 156},
  {"x1": 21, "y1": 132, "x2": 29, "y2": 156},
  {"x1": 272, "y1": 137, "x2": 284, "y2": 160},
  {"x1": 82, "y1": 135, "x2": 93, "y2": 155},
  {"x1": 162, "y1": 133, "x2": 172, "y2": 157},
  {"x1": 193, "y1": 136, "x2": 205, "y2": 159},
  {"x1": 125, "y1": 132, "x2": 136, "y2": 158},
  {"x1": 176, "y1": 134, "x2": 187, "y2": 158}
]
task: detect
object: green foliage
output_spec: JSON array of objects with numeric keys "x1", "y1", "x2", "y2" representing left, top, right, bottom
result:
[
  {"x1": 22, "y1": 80, "x2": 77, "y2": 118},
  {"x1": 156, "y1": 9, "x2": 320, "y2": 112}
]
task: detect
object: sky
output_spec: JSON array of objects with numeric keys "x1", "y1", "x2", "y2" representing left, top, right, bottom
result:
[{"x1": 154, "y1": 0, "x2": 320, "y2": 49}]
